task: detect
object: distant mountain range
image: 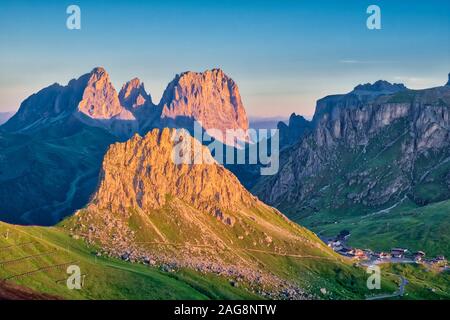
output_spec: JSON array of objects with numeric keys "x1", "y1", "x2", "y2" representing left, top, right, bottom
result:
[
  {"x1": 251, "y1": 73, "x2": 450, "y2": 256},
  {"x1": 0, "y1": 67, "x2": 250, "y2": 225},
  {"x1": 63, "y1": 128, "x2": 367, "y2": 299},
  {"x1": 0, "y1": 68, "x2": 449, "y2": 300}
]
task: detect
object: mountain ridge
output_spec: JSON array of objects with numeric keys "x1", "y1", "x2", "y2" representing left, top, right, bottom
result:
[
  {"x1": 253, "y1": 77, "x2": 450, "y2": 229},
  {"x1": 63, "y1": 127, "x2": 369, "y2": 298}
]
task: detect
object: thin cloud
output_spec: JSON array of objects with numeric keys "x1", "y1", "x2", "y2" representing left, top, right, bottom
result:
[{"x1": 339, "y1": 59, "x2": 394, "y2": 64}]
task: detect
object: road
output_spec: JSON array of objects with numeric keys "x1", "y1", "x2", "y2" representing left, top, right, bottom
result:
[{"x1": 366, "y1": 275, "x2": 408, "y2": 300}]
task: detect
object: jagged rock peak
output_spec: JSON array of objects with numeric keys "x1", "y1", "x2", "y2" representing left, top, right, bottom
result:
[
  {"x1": 288, "y1": 113, "x2": 309, "y2": 126},
  {"x1": 119, "y1": 77, "x2": 153, "y2": 109},
  {"x1": 352, "y1": 80, "x2": 407, "y2": 94},
  {"x1": 446, "y1": 73, "x2": 450, "y2": 86},
  {"x1": 92, "y1": 128, "x2": 258, "y2": 217},
  {"x1": 77, "y1": 67, "x2": 126, "y2": 119},
  {"x1": 90, "y1": 67, "x2": 108, "y2": 79},
  {"x1": 159, "y1": 68, "x2": 249, "y2": 144}
]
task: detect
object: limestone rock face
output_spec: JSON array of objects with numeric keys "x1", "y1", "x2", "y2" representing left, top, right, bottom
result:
[
  {"x1": 254, "y1": 80, "x2": 450, "y2": 216},
  {"x1": 118, "y1": 78, "x2": 161, "y2": 133},
  {"x1": 75, "y1": 68, "x2": 138, "y2": 138},
  {"x1": 66, "y1": 128, "x2": 336, "y2": 298},
  {"x1": 159, "y1": 69, "x2": 250, "y2": 144},
  {"x1": 119, "y1": 78, "x2": 153, "y2": 110},
  {"x1": 77, "y1": 67, "x2": 125, "y2": 119},
  {"x1": 93, "y1": 128, "x2": 257, "y2": 219},
  {"x1": 278, "y1": 113, "x2": 313, "y2": 149},
  {"x1": 3, "y1": 67, "x2": 139, "y2": 139}
]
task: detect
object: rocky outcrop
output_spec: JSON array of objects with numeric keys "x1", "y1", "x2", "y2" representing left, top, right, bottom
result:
[
  {"x1": 119, "y1": 78, "x2": 153, "y2": 110},
  {"x1": 278, "y1": 113, "x2": 313, "y2": 149},
  {"x1": 118, "y1": 78, "x2": 161, "y2": 134},
  {"x1": 77, "y1": 67, "x2": 126, "y2": 119},
  {"x1": 75, "y1": 68, "x2": 138, "y2": 138},
  {"x1": 254, "y1": 79, "x2": 450, "y2": 217},
  {"x1": 92, "y1": 128, "x2": 257, "y2": 221},
  {"x1": 66, "y1": 127, "x2": 338, "y2": 299},
  {"x1": 159, "y1": 69, "x2": 250, "y2": 145},
  {"x1": 2, "y1": 67, "x2": 138, "y2": 139}
]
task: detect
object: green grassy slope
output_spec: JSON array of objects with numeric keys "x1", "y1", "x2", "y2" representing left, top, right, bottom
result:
[
  {"x1": 65, "y1": 196, "x2": 403, "y2": 300},
  {"x1": 305, "y1": 200, "x2": 450, "y2": 258},
  {"x1": 0, "y1": 221, "x2": 259, "y2": 300},
  {"x1": 380, "y1": 264, "x2": 450, "y2": 300}
]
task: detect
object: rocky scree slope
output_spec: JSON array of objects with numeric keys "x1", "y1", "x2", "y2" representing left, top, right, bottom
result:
[
  {"x1": 64, "y1": 128, "x2": 358, "y2": 299},
  {"x1": 254, "y1": 78, "x2": 450, "y2": 219}
]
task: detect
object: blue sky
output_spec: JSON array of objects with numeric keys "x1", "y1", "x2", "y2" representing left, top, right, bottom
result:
[{"x1": 0, "y1": 0, "x2": 449, "y2": 117}]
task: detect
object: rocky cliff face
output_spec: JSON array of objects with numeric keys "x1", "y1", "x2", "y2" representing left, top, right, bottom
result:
[
  {"x1": 0, "y1": 67, "x2": 254, "y2": 225},
  {"x1": 254, "y1": 79, "x2": 450, "y2": 218},
  {"x1": 119, "y1": 77, "x2": 153, "y2": 110},
  {"x1": 3, "y1": 67, "x2": 138, "y2": 139},
  {"x1": 278, "y1": 113, "x2": 313, "y2": 149},
  {"x1": 118, "y1": 78, "x2": 161, "y2": 134},
  {"x1": 92, "y1": 128, "x2": 257, "y2": 222},
  {"x1": 75, "y1": 67, "x2": 138, "y2": 139},
  {"x1": 66, "y1": 128, "x2": 344, "y2": 299},
  {"x1": 159, "y1": 69, "x2": 250, "y2": 144}
]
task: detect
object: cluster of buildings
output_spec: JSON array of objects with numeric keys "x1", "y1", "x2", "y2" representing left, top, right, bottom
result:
[{"x1": 323, "y1": 234, "x2": 447, "y2": 269}]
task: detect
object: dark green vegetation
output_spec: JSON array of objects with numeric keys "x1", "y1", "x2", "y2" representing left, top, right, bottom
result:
[
  {"x1": 379, "y1": 264, "x2": 450, "y2": 300},
  {"x1": 0, "y1": 123, "x2": 115, "y2": 225},
  {"x1": 0, "y1": 221, "x2": 259, "y2": 299},
  {"x1": 304, "y1": 200, "x2": 450, "y2": 258},
  {"x1": 1, "y1": 220, "x2": 448, "y2": 300},
  {"x1": 65, "y1": 196, "x2": 400, "y2": 300},
  {"x1": 253, "y1": 85, "x2": 450, "y2": 266}
]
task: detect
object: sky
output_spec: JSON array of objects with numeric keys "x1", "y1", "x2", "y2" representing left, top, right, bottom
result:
[{"x1": 0, "y1": 0, "x2": 449, "y2": 118}]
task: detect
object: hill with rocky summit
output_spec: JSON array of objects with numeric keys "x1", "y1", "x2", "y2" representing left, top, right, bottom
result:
[
  {"x1": 159, "y1": 69, "x2": 250, "y2": 145},
  {"x1": 0, "y1": 67, "x2": 251, "y2": 225},
  {"x1": 63, "y1": 128, "x2": 372, "y2": 299},
  {"x1": 278, "y1": 113, "x2": 313, "y2": 149},
  {"x1": 253, "y1": 77, "x2": 450, "y2": 232},
  {"x1": 3, "y1": 68, "x2": 138, "y2": 139}
]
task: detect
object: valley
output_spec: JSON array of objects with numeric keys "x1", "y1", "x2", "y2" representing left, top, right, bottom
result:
[{"x1": 0, "y1": 68, "x2": 449, "y2": 301}]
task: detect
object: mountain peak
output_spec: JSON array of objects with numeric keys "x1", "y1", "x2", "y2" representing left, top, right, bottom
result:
[
  {"x1": 353, "y1": 80, "x2": 407, "y2": 94},
  {"x1": 446, "y1": 73, "x2": 450, "y2": 86},
  {"x1": 92, "y1": 127, "x2": 257, "y2": 218},
  {"x1": 159, "y1": 69, "x2": 249, "y2": 144},
  {"x1": 278, "y1": 113, "x2": 313, "y2": 148},
  {"x1": 77, "y1": 67, "x2": 124, "y2": 120},
  {"x1": 119, "y1": 77, "x2": 152, "y2": 109},
  {"x1": 90, "y1": 67, "x2": 108, "y2": 77}
]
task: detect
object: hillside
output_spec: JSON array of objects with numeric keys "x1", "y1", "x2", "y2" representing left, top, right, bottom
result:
[
  {"x1": 0, "y1": 126, "x2": 115, "y2": 225},
  {"x1": 0, "y1": 67, "x2": 251, "y2": 225},
  {"x1": 60, "y1": 128, "x2": 387, "y2": 299},
  {"x1": 0, "y1": 221, "x2": 258, "y2": 299},
  {"x1": 252, "y1": 79, "x2": 450, "y2": 254},
  {"x1": 307, "y1": 199, "x2": 450, "y2": 258}
]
